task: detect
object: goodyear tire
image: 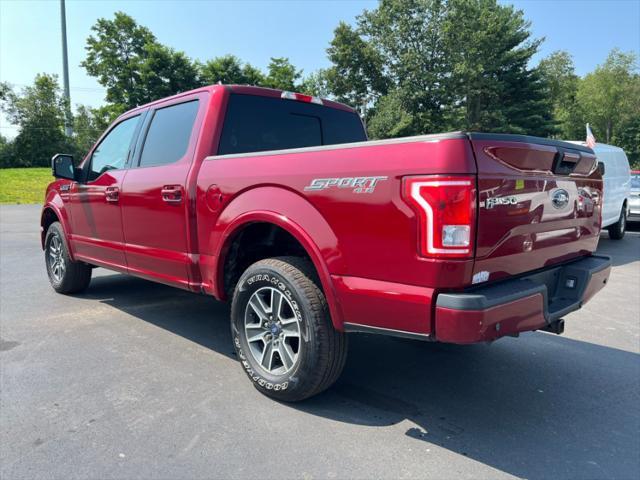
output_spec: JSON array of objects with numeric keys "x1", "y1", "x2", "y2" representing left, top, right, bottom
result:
[
  {"x1": 230, "y1": 256, "x2": 347, "y2": 401},
  {"x1": 45, "y1": 222, "x2": 92, "y2": 294},
  {"x1": 607, "y1": 204, "x2": 627, "y2": 240}
]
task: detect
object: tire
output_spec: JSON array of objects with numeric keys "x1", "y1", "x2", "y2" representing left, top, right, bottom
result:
[
  {"x1": 45, "y1": 222, "x2": 92, "y2": 294},
  {"x1": 607, "y1": 204, "x2": 627, "y2": 240},
  {"x1": 230, "y1": 256, "x2": 347, "y2": 402}
]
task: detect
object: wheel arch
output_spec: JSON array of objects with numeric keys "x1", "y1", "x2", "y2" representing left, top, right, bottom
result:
[
  {"x1": 208, "y1": 187, "x2": 345, "y2": 330},
  {"x1": 40, "y1": 201, "x2": 70, "y2": 250}
]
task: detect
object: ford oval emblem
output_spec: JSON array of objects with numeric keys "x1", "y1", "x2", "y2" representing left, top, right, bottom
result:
[{"x1": 552, "y1": 189, "x2": 569, "y2": 209}]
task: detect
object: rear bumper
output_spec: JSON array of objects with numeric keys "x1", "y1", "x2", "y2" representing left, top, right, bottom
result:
[{"x1": 434, "y1": 255, "x2": 611, "y2": 344}]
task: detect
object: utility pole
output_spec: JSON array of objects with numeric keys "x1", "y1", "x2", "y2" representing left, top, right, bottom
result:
[{"x1": 60, "y1": 0, "x2": 72, "y2": 136}]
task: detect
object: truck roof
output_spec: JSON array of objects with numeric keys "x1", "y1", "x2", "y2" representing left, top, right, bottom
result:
[{"x1": 122, "y1": 84, "x2": 358, "y2": 117}]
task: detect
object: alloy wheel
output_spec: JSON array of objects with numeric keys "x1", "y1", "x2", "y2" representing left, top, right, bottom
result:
[
  {"x1": 48, "y1": 234, "x2": 65, "y2": 282},
  {"x1": 243, "y1": 286, "x2": 301, "y2": 375}
]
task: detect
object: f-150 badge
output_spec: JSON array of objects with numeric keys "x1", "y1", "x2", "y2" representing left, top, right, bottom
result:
[
  {"x1": 304, "y1": 176, "x2": 388, "y2": 194},
  {"x1": 484, "y1": 195, "x2": 518, "y2": 209}
]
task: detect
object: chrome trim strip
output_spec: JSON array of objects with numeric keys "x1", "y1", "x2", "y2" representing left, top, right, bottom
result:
[{"x1": 206, "y1": 132, "x2": 466, "y2": 161}]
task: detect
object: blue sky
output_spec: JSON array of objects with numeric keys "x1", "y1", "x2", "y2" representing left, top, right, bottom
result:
[{"x1": 1, "y1": 0, "x2": 639, "y2": 137}]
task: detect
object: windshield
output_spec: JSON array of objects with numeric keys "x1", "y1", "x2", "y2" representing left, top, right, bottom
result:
[{"x1": 631, "y1": 174, "x2": 640, "y2": 189}]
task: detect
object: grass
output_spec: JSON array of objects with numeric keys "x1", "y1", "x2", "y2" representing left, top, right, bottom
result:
[{"x1": 0, "y1": 168, "x2": 54, "y2": 204}]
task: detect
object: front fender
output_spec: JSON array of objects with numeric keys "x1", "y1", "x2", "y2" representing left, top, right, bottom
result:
[
  {"x1": 41, "y1": 188, "x2": 75, "y2": 259},
  {"x1": 203, "y1": 186, "x2": 346, "y2": 330}
]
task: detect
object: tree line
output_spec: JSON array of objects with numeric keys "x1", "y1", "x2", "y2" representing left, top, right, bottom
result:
[{"x1": 1, "y1": 0, "x2": 638, "y2": 168}]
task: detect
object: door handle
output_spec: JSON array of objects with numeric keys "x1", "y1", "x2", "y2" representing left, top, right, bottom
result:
[
  {"x1": 105, "y1": 186, "x2": 119, "y2": 203},
  {"x1": 161, "y1": 185, "x2": 184, "y2": 204}
]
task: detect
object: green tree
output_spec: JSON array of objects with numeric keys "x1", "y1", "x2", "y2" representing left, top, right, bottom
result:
[
  {"x1": 82, "y1": 12, "x2": 155, "y2": 108},
  {"x1": 324, "y1": 22, "x2": 389, "y2": 115},
  {"x1": 240, "y1": 64, "x2": 266, "y2": 86},
  {"x1": 138, "y1": 43, "x2": 200, "y2": 98},
  {"x1": 82, "y1": 12, "x2": 198, "y2": 108},
  {"x1": 325, "y1": 0, "x2": 555, "y2": 137},
  {"x1": 199, "y1": 55, "x2": 265, "y2": 85},
  {"x1": 0, "y1": 74, "x2": 71, "y2": 167},
  {"x1": 298, "y1": 69, "x2": 333, "y2": 97},
  {"x1": 577, "y1": 49, "x2": 639, "y2": 143},
  {"x1": 0, "y1": 133, "x2": 15, "y2": 167},
  {"x1": 366, "y1": 89, "x2": 415, "y2": 139},
  {"x1": 359, "y1": 0, "x2": 448, "y2": 132},
  {"x1": 264, "y1": 57, "x2": 301, "y2": 91},
  {"x1": 442, "y1": 0, "x2": 554, "y2": 136},
  {"x1": 71, "y1": 104, "x2": 112, "y2": 160},
  {"x1": 538, "y1": 51, "x2": 584, "y2": 139}
]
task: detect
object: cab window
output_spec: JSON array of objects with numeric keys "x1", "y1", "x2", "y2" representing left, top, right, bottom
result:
[
  {"x1": 88, "y1": 115, "x2": 140, "y2": 181},
  {"x1": 138, "y1": 100, "x2": 199, "y2": 167}
]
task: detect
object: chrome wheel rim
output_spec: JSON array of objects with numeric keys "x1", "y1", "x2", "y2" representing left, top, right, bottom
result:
[
  {"x1": 244, "y1": 286, "x2": 301, "y2": 375},
  {"x1": 48, "y1": 234, "x2": 65, "y2": 282}
]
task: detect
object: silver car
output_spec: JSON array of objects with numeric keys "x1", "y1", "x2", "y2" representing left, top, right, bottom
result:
[{"x1": 630, "y1": 171, "x2": 640, "y2": 221}]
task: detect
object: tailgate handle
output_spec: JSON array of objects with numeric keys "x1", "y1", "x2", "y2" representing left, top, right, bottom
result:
[
  {"x1": 562, "y1": 152, "x2": 580, "y2": 164},
  {"x1": 553, "y1": 148, "x2": 581, "y2": 175}
]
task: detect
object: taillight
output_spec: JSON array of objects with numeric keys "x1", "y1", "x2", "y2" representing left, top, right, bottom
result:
[
  {"x1": 403, "y1": 175, "x2": 476, "y2": 259},
  {"x1": 281, "y1": 91, "x2": 324, "y2": 105}
]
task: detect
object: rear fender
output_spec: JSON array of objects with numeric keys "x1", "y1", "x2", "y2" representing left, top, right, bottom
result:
[{"x1": 206, "y1": 186, "x2": 345, "y2": 330}]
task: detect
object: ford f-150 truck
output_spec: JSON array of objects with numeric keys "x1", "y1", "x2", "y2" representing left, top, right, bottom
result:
[{"x1": 42, "y1": 85, "x2": 611, "y2": 401}]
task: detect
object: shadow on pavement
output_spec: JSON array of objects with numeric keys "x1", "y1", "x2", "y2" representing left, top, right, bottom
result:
[
  {"x1": 82, "y1": 274, "x2": 235, "y2": 360},
  {"x1": 81, "y1": 272, "x2": 639, "y2": 480},
  {"x1": 596, "y1": 225, "x2": 640, "y2": 267},
  {"x1": 296, "y1": 334, "x2": 639, "y2": 480}
]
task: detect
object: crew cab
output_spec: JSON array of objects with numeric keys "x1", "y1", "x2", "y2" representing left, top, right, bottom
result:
[{"x1": 42, "y1": 85, "x2": 611, "y2": 401}]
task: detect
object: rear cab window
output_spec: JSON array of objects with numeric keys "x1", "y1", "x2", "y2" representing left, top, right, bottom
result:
[
  {"x1": 138, "y1": 100, "x2": 200, "y2": 167},
  {"x1": 217, "y1": 94, "x2": 366, "y2": 156}
]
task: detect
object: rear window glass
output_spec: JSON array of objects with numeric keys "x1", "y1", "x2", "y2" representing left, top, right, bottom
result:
[
  {"x1": 139, "y1": 100, "x2": 199, "y2": 167},
  {"x1": 217, "y1": 94, "x2": 366, "y2": 155},
  {"x1": 631, "y1": 174, "x2": 640, "y2": 189}
]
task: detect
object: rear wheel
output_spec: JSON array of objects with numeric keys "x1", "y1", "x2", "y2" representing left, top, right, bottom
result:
[
  {"x1": 230, "y1": 257, "x2": 347, "y2": 401},
  {"x1": 45, "y1": 222, "x2": 92, "y2": 294},
  {"x1": 607, "y1": 204, "x2": 627, "y2": 240}
]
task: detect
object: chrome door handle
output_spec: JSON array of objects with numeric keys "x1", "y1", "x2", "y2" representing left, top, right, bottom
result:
[
  {"x1": 161, "y1": 185, "x2": 184, "y2": 204},
  {"x1": 105, "y1": 186, "x2": 119, "y2": 202}
]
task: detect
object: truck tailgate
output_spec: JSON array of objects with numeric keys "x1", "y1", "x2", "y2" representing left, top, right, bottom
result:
[{"x1": 468, "y1": 133, "x2": 601, "y2": 284}]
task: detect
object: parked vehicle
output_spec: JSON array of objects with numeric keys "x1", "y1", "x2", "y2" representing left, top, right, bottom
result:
[
  {"x1": 42, "y1": 85, "x2": 611, "y2": 401},
  {"x1": 569, "y1": 142, "x2": 631, "y2": 238},
  {"x1": 629, "y1": 170, "x2": 640, "y2": 222}
]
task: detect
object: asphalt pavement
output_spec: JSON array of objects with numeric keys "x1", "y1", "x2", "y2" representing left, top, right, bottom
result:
[{"x1": 1, "y1": 204, "x2": 639, "y2": 480}]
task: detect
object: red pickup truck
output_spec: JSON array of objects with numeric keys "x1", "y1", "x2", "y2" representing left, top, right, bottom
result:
[{"x1": 43, "y1": 85, "x2": 611, "y2": 401}]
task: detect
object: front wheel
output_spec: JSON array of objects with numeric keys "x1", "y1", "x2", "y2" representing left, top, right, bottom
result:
[
  {"x1": 45, "y1": 222, "x2": 92, "y2": 294},
  {"x1": 230, "y1": 257, "x2": 347, "y2": 402},
  {"x1": 607, "y1": 205, "x2": 627, "y2": 240}
]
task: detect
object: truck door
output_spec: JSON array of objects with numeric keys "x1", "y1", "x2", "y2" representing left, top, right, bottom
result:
[
  {"x1": 119, "y1": 95, "x2": 203, "y2": 290},
  {"x1": 66, "y1": 113, "x2": 142, "y2": 269}
]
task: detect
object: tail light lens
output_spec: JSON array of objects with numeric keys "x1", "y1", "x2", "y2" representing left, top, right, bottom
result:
[{"x1": 403, "y1": 176, "x2": 476, "y2": 259}]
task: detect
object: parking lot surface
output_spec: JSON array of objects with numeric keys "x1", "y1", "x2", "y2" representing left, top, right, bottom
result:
[{"x1": 1, "y1": 204, "x2": 639, "y2": 480}]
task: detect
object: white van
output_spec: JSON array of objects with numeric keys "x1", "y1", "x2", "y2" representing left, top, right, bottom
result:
[{"x1": 569, "y1": 142, "x2": 631, "y2": 239}]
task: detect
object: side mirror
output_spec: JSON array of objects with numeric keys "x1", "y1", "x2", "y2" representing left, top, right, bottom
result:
[
  {"x1": 51, "y1": 154, "x2": 76, "y2": 181},
  {"x1": 597, "y1": 161, "x2": 606, "y2": 176}
]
